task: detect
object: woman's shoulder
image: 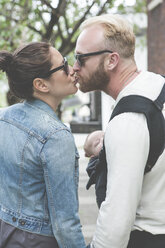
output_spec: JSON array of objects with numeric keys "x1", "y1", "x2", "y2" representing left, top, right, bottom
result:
[{"x1": 1, "y1": 102, "x2": 71, "y2": 143}]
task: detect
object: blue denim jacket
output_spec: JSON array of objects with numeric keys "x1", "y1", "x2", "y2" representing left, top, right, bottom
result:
[{"x1": 0, "y1": 99, "x2": 86, "y2": 248}]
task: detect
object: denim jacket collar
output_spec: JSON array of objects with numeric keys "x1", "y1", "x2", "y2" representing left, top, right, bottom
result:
[{"x1": 24, "y1": 99, "x2": 59, "y2": 122}]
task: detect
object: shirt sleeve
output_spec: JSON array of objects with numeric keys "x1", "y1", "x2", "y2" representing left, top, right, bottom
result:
[
  {"x1": 41, "y1": 128, "x2": 86, "y2": 248},
  {"x1": 91, "y1": 112, "x2": 150, "y2": 248}
]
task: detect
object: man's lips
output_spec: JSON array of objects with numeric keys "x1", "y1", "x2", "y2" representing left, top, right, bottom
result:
[
  {"x1": 74, "y1": 74, "x2": 80, "y2": 86},
  {"x1": 74, "y1": 74, "x2": 79, "y2": 83}
]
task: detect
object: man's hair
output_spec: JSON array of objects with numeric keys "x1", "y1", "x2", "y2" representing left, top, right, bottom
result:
[{"x1": 80, "y1": 14, "x2": 135, "y2": 59}]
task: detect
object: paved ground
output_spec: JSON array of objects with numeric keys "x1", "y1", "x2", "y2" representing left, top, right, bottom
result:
[{"x1": 74, "y1": 134, "x2": 98, "y2": 245}]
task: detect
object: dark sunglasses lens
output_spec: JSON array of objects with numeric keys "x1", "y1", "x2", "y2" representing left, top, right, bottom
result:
[
  {"x1": 75, "y1": 55, "x2": 81, "y2": 67},
  {"x1": 77, "y1": 56, "x2": 82, "y2": 66},
  {"x1": 78, "y1": 58, "x2": 82, "y2": 66},
  {"x1": 64, "y1": 58, "x2": 69, "y2": 75}
]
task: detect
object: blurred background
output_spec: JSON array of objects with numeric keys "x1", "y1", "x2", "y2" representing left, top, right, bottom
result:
[{"x1": 1, "y1": 0, "x2": 164, "y2": 132}]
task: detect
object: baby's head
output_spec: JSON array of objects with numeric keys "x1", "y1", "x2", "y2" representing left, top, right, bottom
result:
[{"x1": 84, "y1": 130, "x2": 104, "y2": 157}]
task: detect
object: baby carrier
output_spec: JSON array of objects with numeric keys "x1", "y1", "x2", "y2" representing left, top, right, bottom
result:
[{"x1": 86, "y1": 79, "x2": 165, "y2": 208}]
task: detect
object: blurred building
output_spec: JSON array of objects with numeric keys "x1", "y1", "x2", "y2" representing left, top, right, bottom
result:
[
  {"x1": 147, "y1": 0, "x2": 165, "y2": 74},
  {"x1": 70, "y1": 91, "x2": 102, "y2": 133}
]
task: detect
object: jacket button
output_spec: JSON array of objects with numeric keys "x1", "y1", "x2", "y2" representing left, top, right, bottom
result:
[
  {"x1": 19, "y1": 220, "x2": 26, "y2": 226},
  {"x1": 12, "y1": 217, "x2": 17, "y2": 222}
]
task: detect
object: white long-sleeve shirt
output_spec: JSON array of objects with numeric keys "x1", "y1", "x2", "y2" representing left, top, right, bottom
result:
[{"x1": 91, "y1": 71, "x2": 165, "y2": 248}]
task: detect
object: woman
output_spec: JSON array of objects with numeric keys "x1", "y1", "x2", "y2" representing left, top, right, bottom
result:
[{"x1": 0, "y1": 42, "x2": 86, "y2": 248}]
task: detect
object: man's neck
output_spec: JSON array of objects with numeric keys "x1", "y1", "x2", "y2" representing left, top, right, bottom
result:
[{"x1": 105, "y1": 60, "x2": 139, "y2": 99}]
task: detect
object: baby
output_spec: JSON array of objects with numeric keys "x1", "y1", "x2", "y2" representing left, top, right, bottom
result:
[
  {"x1": 84, "y1": 130, "x2": 104, "y2": 158},
  {"x1": 84, "y1": 130, "x2": 106, "y2": 208}
]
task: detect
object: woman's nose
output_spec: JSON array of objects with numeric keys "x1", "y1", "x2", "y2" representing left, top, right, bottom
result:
[{"x1": 69, "y1": 66, "x2": 74, "y2": 76}]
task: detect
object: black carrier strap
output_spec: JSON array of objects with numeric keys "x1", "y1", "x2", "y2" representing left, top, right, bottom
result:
[{"x1": 110, "y1": 83, "x2": 165, "y2": 173}]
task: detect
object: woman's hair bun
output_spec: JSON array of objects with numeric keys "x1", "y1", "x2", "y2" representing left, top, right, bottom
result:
[{"x1": 0, "y1": 51, "x2": 13, "y2": 73}]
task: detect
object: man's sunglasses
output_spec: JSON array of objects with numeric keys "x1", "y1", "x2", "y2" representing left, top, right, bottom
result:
[
  {"x1": 74, "y1": 50, "x2": 113, "y2": 67},
  {"x1": 42, "y1": 57, "x2": 69, "y2": 78}
]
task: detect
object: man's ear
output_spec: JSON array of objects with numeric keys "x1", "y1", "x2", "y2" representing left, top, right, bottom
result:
[
  {"x1": 107, "y1": 52, "x2": 119, "y2": 70},
  {"x1": 33, "y1": 78, "x2": 49, "y2": 93}
]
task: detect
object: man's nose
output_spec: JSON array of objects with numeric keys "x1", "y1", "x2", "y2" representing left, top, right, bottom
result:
[{"x1": 73, "y1": 60, "x2": 80, "y2": 72}]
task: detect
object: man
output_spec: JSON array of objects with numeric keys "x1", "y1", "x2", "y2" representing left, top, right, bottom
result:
[{"x1": 73, "y1": 14, "x2": 165, "y2": 248}]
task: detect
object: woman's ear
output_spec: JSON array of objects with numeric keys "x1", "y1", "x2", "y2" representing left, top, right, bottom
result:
[
  {"x1": 107, "y1": 52, "x2": 119, "y2": 70},
  {"x1": 33, "y1": 78, "x2": 49, "y2": 93}
]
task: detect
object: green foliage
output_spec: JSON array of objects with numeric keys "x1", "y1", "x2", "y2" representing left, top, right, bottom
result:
[
  {"x1": 0, "y1": 0, "x2": 146, "y2": 53},
  {"x1": 0, "y1": 0, "x2": 147, "y2": 109},
  {"x1": 116, "y1": 0, "x2": 146, "y2": 14},
  {"x1": 134, "y1": 0, "x2": 147, "y2": 13}
]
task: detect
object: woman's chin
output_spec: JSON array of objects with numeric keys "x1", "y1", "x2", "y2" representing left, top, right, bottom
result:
[{"x1": 73, "y1": 84, "x2": 78, "y2": 93}]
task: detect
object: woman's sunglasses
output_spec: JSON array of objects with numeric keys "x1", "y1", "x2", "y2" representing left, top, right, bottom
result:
[{"x1": 42, "y1": 57, "x2": 69, "y2": 78}]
